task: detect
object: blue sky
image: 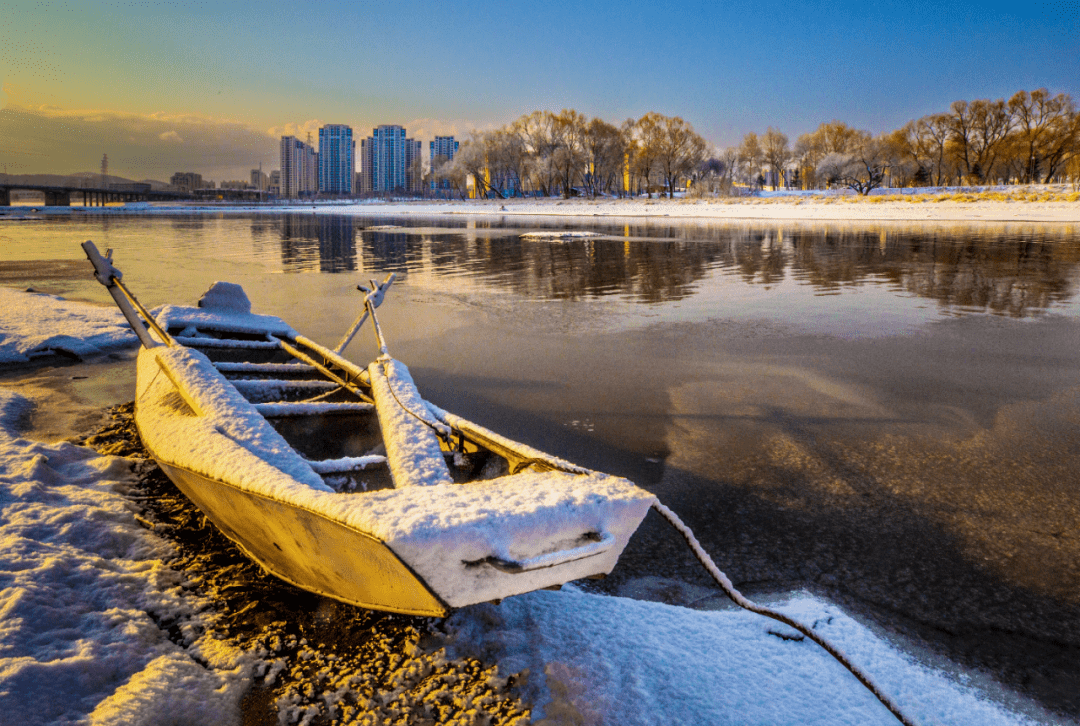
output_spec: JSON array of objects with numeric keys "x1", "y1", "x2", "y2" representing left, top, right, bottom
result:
[{"x1": 1, "y1": 0, "x2": 1077, "y2": 180}]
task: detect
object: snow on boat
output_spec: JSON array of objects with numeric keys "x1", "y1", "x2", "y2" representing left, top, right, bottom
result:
[{"x1": 82, "y1": 241, "x2": 655, "y2": 617}]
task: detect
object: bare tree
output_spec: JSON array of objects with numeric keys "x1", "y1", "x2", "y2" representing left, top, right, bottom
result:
[
  {"x1": 655, "y1": 115, "x2": 707, "y2": 198},
  {"x1": 453, "y1": 134, "x2": 506, "y2": 199},
  {"x1": 737, "y1": 132, "x2": 763, "y2": 189},
  {"x1": 633, "y1": 113, "x2": 665, "y2": 197},
  {"x1": 581, "y1": 117, "x2": 625, "y2": 197},
  {"x1": 761, "y1": 127, "x2": 790, "y2": 189},
  {"x1": 1008, "y1": 89, "x2": 1079, "y2": 183},
  {"x1": 514, "y1": 111, "x2": 560, "y2": 196},
  {"x1": 552, "y1": 109, "x2": 587, "y2": 198},
  {"x1": 947, "y1": 98, "x2": 1012, "y2": 183}
]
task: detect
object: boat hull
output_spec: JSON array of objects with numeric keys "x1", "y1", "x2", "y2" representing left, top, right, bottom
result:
[{"x1": 155, "y1": 458, "x2": 449, "y2": 617}]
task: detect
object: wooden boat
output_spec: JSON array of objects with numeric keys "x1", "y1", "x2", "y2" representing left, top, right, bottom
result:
[{"x1": 83, "y1": 241, "x2": 655, "y2": 616}]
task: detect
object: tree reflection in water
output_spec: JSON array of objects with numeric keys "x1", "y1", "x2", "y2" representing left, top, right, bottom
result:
[{"x1": 265, "y1": 215, "x2": 1079, "y2": 318}]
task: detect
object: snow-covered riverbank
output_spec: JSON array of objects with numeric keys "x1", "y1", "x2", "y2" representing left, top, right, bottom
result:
[
  {"x1": 3, "y1": 191, "x2": 1078, "y2": 224},
  {"x1": 0, "y1": 288, "x2": 137, "y2": 364},
  {"x1": 0, "y1": 289, "x2": 1066, "y2": 724}
]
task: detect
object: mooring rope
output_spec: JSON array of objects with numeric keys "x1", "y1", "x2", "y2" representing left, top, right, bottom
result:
[{"x1": 651, "y1": 501, "x2": 917, "y2": 726}]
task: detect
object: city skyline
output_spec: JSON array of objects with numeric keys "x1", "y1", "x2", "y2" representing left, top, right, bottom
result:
[{"x1": 1, "y1": 0, "x2": 1077, "y2": 181}]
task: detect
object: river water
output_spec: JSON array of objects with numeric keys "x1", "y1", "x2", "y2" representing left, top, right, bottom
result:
[{"x1": 3, "y1": 212, "x2": 1080, "y2": 716}]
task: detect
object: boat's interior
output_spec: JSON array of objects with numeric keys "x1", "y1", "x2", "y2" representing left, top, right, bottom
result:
[{"x1": 164, "y1": 322, "x2": 514, "y2": 493}]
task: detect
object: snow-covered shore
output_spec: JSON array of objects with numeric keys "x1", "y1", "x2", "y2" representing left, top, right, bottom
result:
[
  {"x1": 0, "y1": 290, "x2": 1066, "y2": 724},
  {"x1": 3, "y1": 193, "x2": 1078, "y2": 224},
  {"x1": 0, "y1": 288, "x2": 137, "y2": 364},
  {"x1": 0, "y1": 389, "x2": 256, "y2": 725}
]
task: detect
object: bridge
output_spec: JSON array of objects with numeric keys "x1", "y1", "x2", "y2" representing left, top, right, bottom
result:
[{"x1": 0, "y1": 183, "x2": 271, "y2": 206}]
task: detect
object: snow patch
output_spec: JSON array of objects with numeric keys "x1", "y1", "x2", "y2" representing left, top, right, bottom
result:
[
  {"x1": 519, "y1": 231, "x2": 603, "y2": 240},
  {"x1": 0, "y1": 288, "x2": 138, "y2": 364},
  {"x1": 443, "y1": 588, "x2": 1049, "y2": 726},
  {"x1": 0, "y1": 388, "x2": 253, "y2": 725}
]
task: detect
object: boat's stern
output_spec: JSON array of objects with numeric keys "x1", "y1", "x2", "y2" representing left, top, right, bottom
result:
[{"x1": 345, "y1": 470, "x2": 656, "y2": 609}]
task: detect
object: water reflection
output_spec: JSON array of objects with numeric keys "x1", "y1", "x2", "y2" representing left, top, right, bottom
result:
[
  {"x1": 276, "y1": 216, "x2": 358, "y2": 273},
  {"x1": 259, "y1": 215, "x2": 1079, "y2": 317}
]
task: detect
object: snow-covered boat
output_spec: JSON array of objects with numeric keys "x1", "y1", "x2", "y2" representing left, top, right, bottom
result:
[{"x1": 82, "y1": 241, "x2": 655, "y2": 616}]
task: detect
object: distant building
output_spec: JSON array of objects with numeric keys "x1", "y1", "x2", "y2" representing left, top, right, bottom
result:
[
  {"x1": 359, "y1": 125, "x2": 422, "y2": 194},
  {"x1": 250, "y1": 169, "x2": 269, "y2": 191},
  {"x1": 317, "y1": 125, "x2": 355, "y2": 196},
  {"x1": 220, "y1": 180, "x2": 251, "y2": 189},
  {"x1": 170, "y1": 172, "x2": 203, "y2": 192},
  {"x1": 430, "y1": 136, "x2": 458, "y2": 162},
  {"x1": 269, "y1": 170, "x2": 281, "y2": 196},
  {"x1": 280, "y1": 136, "x2": 318, "y2": 198},
  {"x1": 429, "y1": 136, "x2": 459, "y2": 192}
]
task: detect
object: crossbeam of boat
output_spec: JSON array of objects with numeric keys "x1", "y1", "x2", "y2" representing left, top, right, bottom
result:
[
  {"x1": 306, "y1": 455, "x2": 387, "y2": 474},
  {"x1": 253, "y1": 401, "x2": 374, "y2": 417},
  {"x1": 232, "y1": 378, "x2": 340, "y2": 394},
  {"x1": 213, "y1": 361, "x2": 317, "y2": 374},
  {"x1": 174, "y1": 334, "x2": 280, "y2": 349}
]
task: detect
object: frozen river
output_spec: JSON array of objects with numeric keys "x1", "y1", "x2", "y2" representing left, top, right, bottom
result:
[{"x1": 3, "y1": 212, "x2": 1080, "y2": 718}]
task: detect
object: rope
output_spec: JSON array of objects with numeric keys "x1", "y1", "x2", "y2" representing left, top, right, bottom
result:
[{"x1": 651, "y1": 501, "x2": 917, "y2": 726}]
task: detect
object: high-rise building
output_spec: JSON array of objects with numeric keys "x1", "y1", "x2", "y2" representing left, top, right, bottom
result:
[
  {"x1": 250, "y1": 169, "x2": 269, "y2": 191},
  {"x1": 429, "y1": 136, "x2": 459, "y2": 191},
  {"x1": 429, "y1": 136, "x2": 459, "y2": 162},
  {"x1": 269, "y1": 170, "x2": 281, "y2": 196},
  {"x1": 170, "y1": 172, "x2": 203, "y2": 192},
  {"x1": 359, "y1": 125, "x2": 422, "y2": 194},
  {"x1": 280, "y1": 136, "x2": 318, "y2": 198},
  {"x1": 317, "y1": 125, "x2": 355, "y2": 196}
]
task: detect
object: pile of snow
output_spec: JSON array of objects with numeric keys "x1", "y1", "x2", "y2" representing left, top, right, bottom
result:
[
  {"x1": 442, "y1": 587, "x2": 1048, "y2": 726},
  {"x1": 0, "y1": 288, "x2": 138, "y2": 364},
  {"x1": 519, "y1": 230, "x2": 603, "y2": 240},
  {"x1": 0, "y1": 389, "x2": 254, "y2": 725}
]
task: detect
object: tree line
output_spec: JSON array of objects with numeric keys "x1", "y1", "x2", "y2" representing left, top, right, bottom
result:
[
  {"x1": 431, "y1": 110, "x2": 705, "y2": 199},
  {"x1": 429, "y1": 88, "x2": 1080, "y2": 198}
]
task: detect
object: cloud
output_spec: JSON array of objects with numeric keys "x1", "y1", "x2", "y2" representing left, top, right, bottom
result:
[
  {"x1": 0, "y1": 101, "x2": 278, "y2": 181},
  {"x1": 401, "y1": 117, "x2": 495, "y2": 143},
  {"x1": 266, "y1": 119, "x2": 324, "y2": 142}
]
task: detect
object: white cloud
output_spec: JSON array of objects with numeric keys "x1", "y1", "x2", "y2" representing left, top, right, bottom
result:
[
  {"x1": 158, "y1": 130, "x2": 183, "y2": 143},
  {"x1": 265, "y1": 119, "x2": 324, "y2": 142},
  {"x1": 401, "y1": 117, "x2": 494, "y2": 143}
]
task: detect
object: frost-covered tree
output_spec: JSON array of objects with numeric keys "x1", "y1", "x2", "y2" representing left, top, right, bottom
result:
[
  {"x1": 795, "y1": 121, "x2": 868, "y2": 189},
  {"x1": 817, "y1": 137, "x2": 891, "y2": 195}
]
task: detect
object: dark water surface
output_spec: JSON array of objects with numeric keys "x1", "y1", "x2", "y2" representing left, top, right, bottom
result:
[{"x1": 3, "y1": 213, "x2": 1080, "y2": 716}]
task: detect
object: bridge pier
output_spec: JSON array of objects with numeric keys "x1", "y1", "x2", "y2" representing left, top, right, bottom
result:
[
  {"x1": 44, "y1": 191, "x2": 71, "y2": 207},
  {"x1": 0, "y1": 189, "x2": 9, "y2": 206}
]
